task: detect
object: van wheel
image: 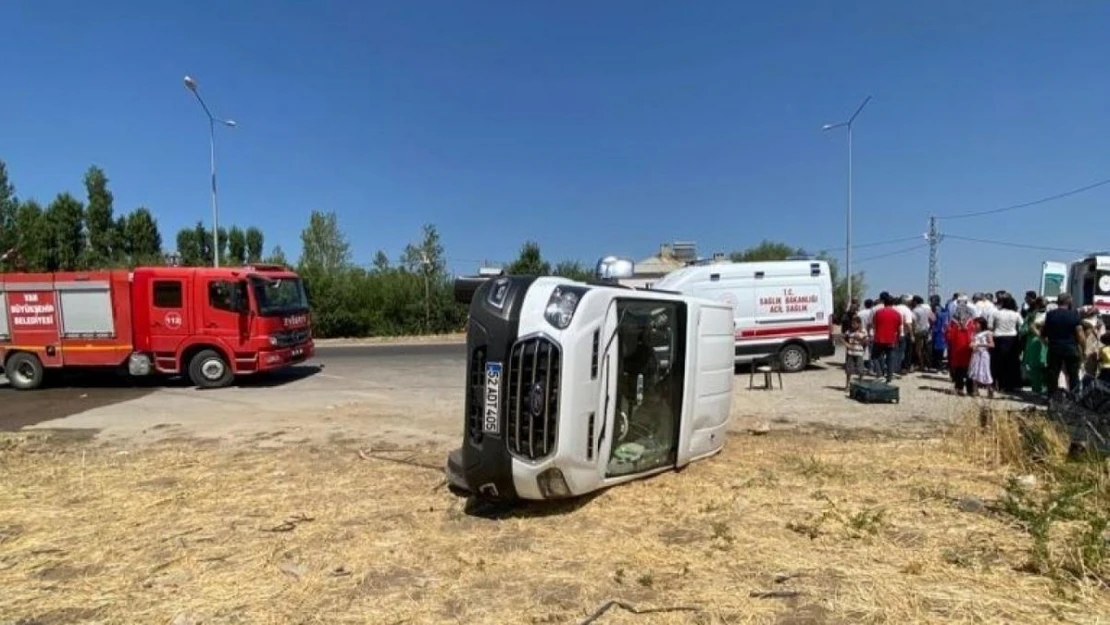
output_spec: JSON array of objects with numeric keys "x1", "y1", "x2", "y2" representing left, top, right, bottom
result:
[
  {"x1": 5, "y1": 352, "x2": 46, "y2": 390},
  {"x1": 779, "y1": 344, "x2": 809, "y2": 373},
  {"x1": 188, "y1": 349, "x2": 234, "y2": 389}
]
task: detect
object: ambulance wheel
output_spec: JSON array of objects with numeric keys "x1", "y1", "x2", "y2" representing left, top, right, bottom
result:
[
  {"x1": 778, "y1": 344, "x2": 809, "y2": 373},
  {"x1": 5, "y1": 352, "x2": 45, "y2": 390},
  {"x1": 188, "y1": 349, "x2": 233, "y2": 389}
]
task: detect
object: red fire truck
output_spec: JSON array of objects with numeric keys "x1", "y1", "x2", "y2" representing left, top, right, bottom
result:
[{"x1": 0, "y1": 264, "x2": 315, "y2": 391}]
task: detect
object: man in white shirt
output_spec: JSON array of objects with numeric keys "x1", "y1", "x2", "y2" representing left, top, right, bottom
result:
[{"x1": 974, "y1": 293, "x2": 996, "y2": 322}]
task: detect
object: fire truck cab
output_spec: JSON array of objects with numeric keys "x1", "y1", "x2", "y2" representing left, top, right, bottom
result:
[{"x1": 0, "y1": 264, "x2": 314, "y2": 390}]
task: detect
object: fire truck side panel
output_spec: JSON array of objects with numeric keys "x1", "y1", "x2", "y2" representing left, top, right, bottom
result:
[
  {"x1": 3, "y1": 276, "x2": 64, "y2": 369},
  {"x1": 55, "y1": 271, "x2": 133, "y2": 368}
]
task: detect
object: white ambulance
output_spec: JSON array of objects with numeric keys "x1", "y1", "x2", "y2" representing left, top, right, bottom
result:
[{"x1": 650, "y1": 259, "x2": 836, "y2": 373}]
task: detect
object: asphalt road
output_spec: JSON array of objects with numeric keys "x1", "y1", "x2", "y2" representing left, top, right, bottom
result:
[{"x1": 0, "y1": 342, "x2": 467, "y2": 434}]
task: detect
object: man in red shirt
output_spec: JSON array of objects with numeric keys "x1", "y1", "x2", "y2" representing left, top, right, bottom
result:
[{"x1": 871, "y1": 293, "x2": 903, "y2": 383}]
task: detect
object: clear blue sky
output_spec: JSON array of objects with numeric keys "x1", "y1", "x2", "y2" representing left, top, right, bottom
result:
[{"x1": 5, "y1": 0, "x2": 1110, "y2": 296}]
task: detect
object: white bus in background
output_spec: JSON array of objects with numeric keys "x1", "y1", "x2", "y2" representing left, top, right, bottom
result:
[
  {"x1": 651, "y1": 259, "x2": 836, "y2": 373},
  {"x1": 1039, "y1": 261, "x2": 1067, "y2": 304}
]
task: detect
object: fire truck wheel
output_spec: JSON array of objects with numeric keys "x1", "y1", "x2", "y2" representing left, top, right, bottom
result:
[
  {"x1": 5, "y1": 352, "x2": 45, "y2": 390},
  {"x1": 778, "y1": 343, "x2": 809, "y2": 374},
  {"x1": 188, "y1": 349, "x2": 234, "y2": 389}
]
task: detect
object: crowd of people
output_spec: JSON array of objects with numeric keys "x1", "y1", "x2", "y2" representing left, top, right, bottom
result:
[{"x1": 839, "y1": 290, "x2": 1110, "y2": 399}]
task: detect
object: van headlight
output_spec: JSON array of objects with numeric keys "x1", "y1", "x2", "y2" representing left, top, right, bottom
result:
[
  {"x1": 544, "y1": 286, "x2": 587, "y2": 329},
  {"x1": 268, "y1": 335, "x2": 280, "y2": 346}
]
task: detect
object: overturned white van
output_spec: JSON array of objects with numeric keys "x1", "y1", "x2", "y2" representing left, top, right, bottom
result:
[{"x1": 446, "y1": 259, "x2": 735, "y2": 502}]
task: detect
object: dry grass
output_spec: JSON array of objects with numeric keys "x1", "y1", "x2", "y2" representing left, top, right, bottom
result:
[{"x1": 1, "y1": 414, "x2": 1108, "y2": 625}]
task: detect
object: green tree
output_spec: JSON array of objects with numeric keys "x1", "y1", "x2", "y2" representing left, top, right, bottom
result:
[
  {"x1": 507, "y1": 240, "x2": 551, "y2": 275},
  {"x1": 45, "y1": 193, "x2": 86, "y2": 271},
  {"x1": 401, "y1": 224, "x2": 446, "y2": 275},
  {"x1": 553, "y1": 260, "x2": 594, "y2": 282},
  {"x1": 227, "y1": 226, "x2": 247, "y2": 265},
  {"x1": 729, "y1": 240, "x2": 806, "y2": 263},
  {"x1": 83, "y1": 165, "x2": 118, "y2": 267},
  {"x1": 401, "y1": 224, "x2": 449, "y2": 332},
  {"x1": 124, "y1": 207, "x2": 163, "y2": 266},
  {"x1": 298, "y1": 210, "x2": 351, "y2": 274},
  {"x1": 176, "y1": 224, "x2": 204, "y2": 266},
  {"x1": 372, "y1": 250, "x2": 390, "y2": 272},
  {"x1": 0, "y1": 161, "x2": 18, "y2": 259},
  {"x1": 263, "y1": 245, "x2": 288, "y2": 266},
  {"x1": 11, "y1": 200, "x2": 48, "y2": 271},
  {"x1": 245, "y1": 227, "x2": 264, "y2": 263},
  {"x1": 729, "y1": 240, "x2": 865, "y2": 318}
]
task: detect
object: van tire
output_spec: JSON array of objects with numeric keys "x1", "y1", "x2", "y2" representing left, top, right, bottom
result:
[
  {"x1": 778, "y1": 344, "x2": 809, "y2": 373},
  {"x1": 5, "y1": 352, "x2": 45, "y2": 390},
  {"x1": 188, "y1": 349, "x2": 234, "y2": 389}
]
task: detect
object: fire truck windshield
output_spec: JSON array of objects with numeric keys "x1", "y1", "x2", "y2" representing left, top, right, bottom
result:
[{"x1": 250, "y1": 276, "x2": 310, "y2": 316}]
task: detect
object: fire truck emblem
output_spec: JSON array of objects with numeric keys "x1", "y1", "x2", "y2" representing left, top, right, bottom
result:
[{"x1": 165, "y1": 312, "x2": 182, "y2": 329}]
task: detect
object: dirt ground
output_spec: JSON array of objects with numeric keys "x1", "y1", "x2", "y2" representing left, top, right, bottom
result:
[{"x1": 2, "y1": 350, "x2": 1105, "y2": 624}]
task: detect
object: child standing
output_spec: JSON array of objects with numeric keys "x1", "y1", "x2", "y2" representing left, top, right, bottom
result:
[
  {"x1": 843, "y1": 315, "x2": 868, "y2": 391},
  {"x1": 968, "y1": 317, "x2": 995, "y2": 398}
]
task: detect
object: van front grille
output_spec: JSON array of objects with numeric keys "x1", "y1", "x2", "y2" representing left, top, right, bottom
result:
[
  {"x1": 507, "y1": 336, "x2": 561, "y2": 460},
  {"x1": 467, "y1": 346, "x2": 487, "y2": 444}
]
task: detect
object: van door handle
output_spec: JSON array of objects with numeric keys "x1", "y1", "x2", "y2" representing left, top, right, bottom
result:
[{"x1": 206, "y1": 322, "x2": 219, "y2": 328}]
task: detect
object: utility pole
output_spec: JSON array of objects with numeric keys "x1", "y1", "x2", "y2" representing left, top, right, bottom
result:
[
  {"x1": 926, "y1": 215, "x2": 943, "y2": 299},
  {"x1": 421, "y1": 251, "x2": 431, "y2": 332}
]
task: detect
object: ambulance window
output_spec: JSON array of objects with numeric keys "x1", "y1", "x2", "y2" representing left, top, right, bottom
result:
[{"x1": 153, "y1": 281, "x2": 182, "y2": 308}]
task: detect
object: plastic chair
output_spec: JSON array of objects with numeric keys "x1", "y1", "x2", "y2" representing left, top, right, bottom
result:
[{"x1": 748, "y1": 354, "x2": 784, "y2": 391}]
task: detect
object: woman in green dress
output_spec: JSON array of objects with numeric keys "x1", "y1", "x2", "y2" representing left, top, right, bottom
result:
[{"x1": 1020, "y1": 297, "x2": 1048, "y2": 394}]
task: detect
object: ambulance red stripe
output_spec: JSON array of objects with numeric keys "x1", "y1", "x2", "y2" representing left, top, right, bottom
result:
[{"x1": 736, "y1": 324, "x2": 830, "y2": 340}]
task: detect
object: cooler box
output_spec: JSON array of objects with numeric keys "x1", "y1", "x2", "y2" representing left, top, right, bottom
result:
[{"x1": 849, "y1": 379, "x2": 900, "y2": 404}]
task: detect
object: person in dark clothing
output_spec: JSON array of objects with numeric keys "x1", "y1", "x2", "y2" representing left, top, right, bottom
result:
[
  {"x1": 1041, "y1": 293, "x2": 1084, "y2": 396},
  {"x1": 1022, "y1": 290, "x2": 1037, "y2": 319}
]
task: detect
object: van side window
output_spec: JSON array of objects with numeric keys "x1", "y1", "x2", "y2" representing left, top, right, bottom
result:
[
  {"x1": 208, "y1": 280, "x2": 237, "y2": 312},
  {"x1": 152, "y1": 281, "x2": 183, "y2": 308}
]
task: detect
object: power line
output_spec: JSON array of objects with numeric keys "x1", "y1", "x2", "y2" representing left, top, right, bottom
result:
[
  {"x1": 943, "y1": 234, "x2": 1088, "y2": 255},
  {"x1": 936, "y1": 176, "x2": 1110, "y2": 221},
  {"x1": 856, "y1": 243, "x2": 929, "y2": 264},
  {"x1": 813, "y1": 234, "x2": 922, "y2": 253}
]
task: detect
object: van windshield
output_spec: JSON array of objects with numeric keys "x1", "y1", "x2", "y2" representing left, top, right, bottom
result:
[
  {"x1": 1042, "y1": 273, "x2": 1065, "y2": 299},
  {"x1": 606, "y1": 299, "x2": 686, "y2": 478},
  {"x1": 250, "y1": 276, "x2": 310, "y2": 316}
]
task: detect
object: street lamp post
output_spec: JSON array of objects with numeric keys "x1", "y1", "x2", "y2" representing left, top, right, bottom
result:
[
  {"x1": 183, "y1": 75, "x2": 237, "y2": 268},
  {"x1": 822, "y1": 95, "x2": 871, "y2": 309}
]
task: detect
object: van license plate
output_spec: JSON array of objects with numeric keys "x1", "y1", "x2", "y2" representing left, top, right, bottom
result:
[
  {"x1": 291, "y1": 347, "x2": 303, "y2": 357},
  {"x1": 484, "y1": 362, "x2": 502, "y2": 434}
]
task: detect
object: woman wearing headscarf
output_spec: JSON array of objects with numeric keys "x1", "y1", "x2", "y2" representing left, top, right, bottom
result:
[
  {"x1": 1020, "y1": 297, "x2": 1048, "y2": 394},
  {"x1": 945, "y1": 297, "x2": 978, "y2": 396}
]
